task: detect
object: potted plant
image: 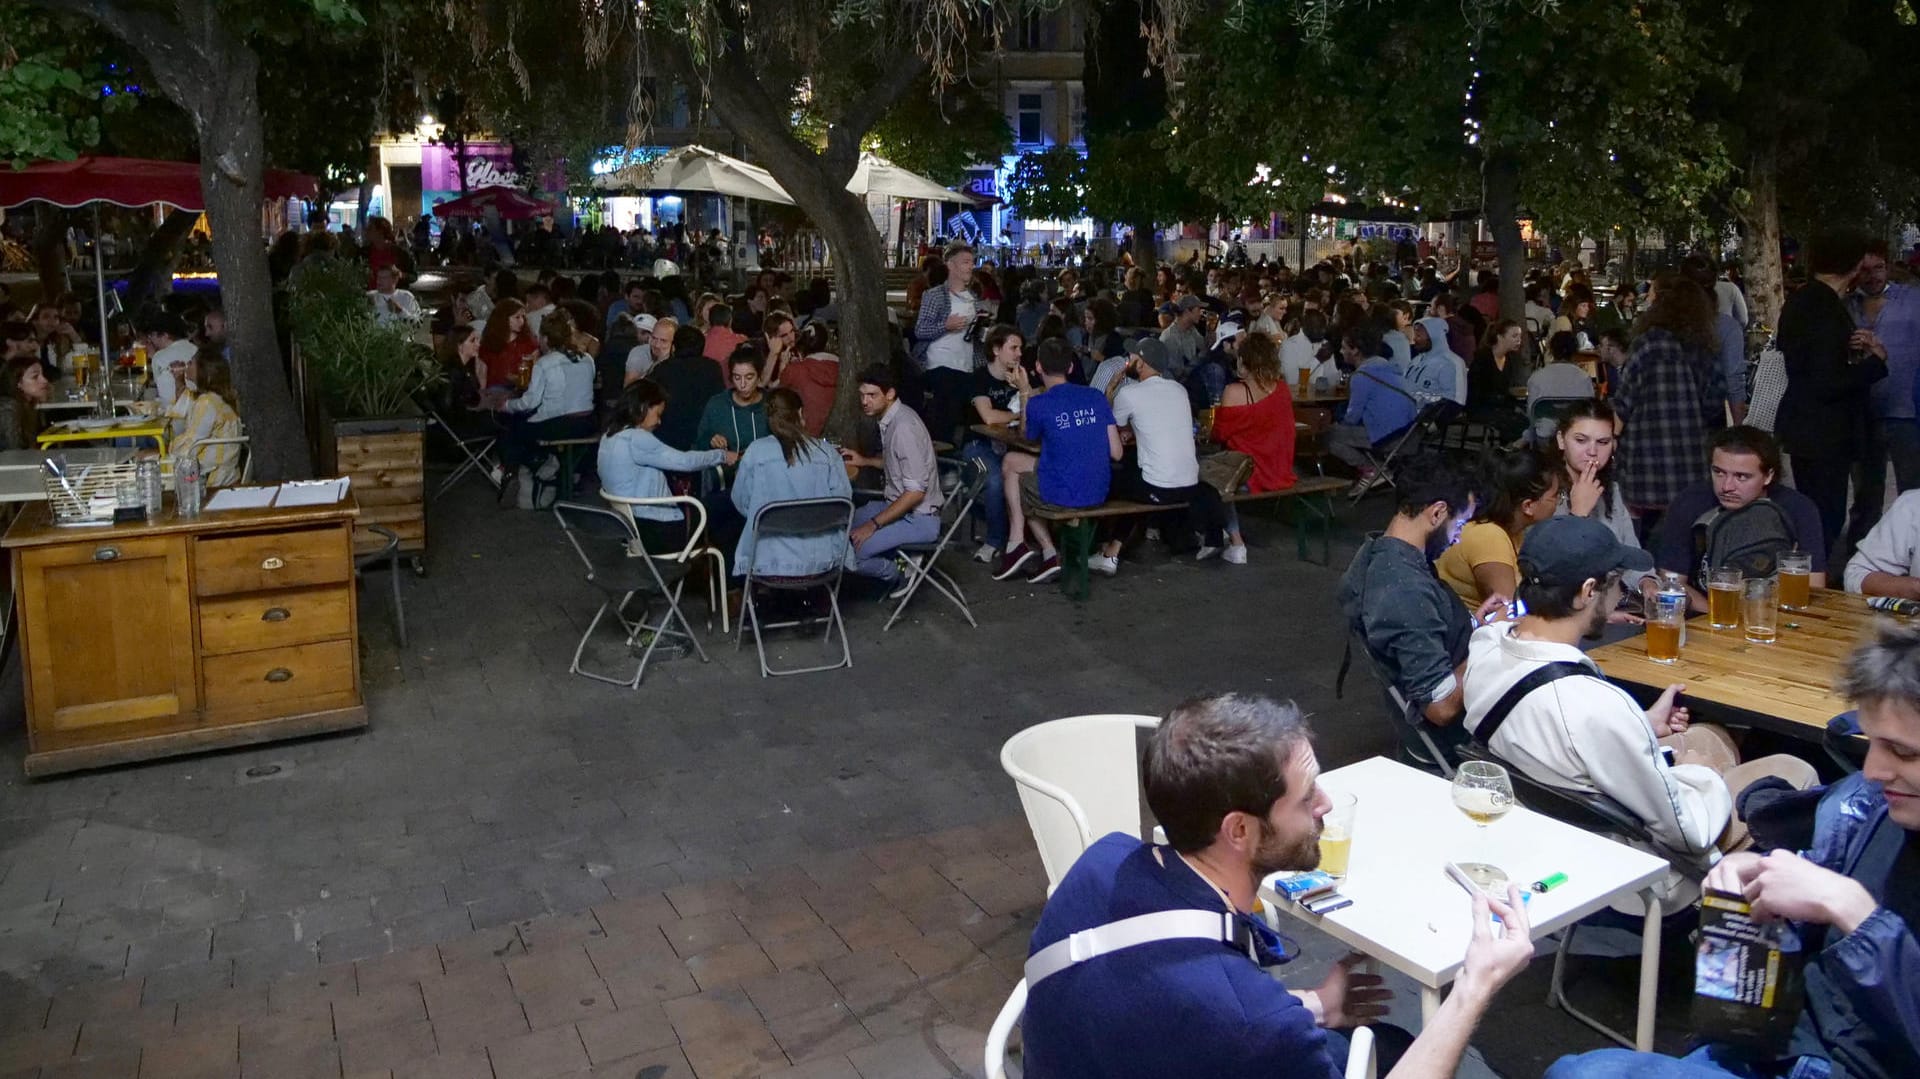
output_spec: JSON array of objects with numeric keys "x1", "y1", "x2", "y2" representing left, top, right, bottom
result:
[{"x1": 287, "y1": 255, "x2": 440, "y2": 571}]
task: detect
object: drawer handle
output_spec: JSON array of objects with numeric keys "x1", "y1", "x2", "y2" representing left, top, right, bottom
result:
[
  {"x1": 260, "y1": 556, "x2": 286, "y2": 571},
  {"x1": 261, "y1": 607, "x2": 290, "y2": 622},
  {"x1": 93, "y1": 546, "x2": 120, "y2": 562},
  {"x1": 264, "y1": 668, "x2": 293, "y2": 683}
]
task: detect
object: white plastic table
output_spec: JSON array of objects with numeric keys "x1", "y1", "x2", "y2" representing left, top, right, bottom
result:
[{"x1": 1264, "y1": 756, "x2": 1670, "y2": 1049}]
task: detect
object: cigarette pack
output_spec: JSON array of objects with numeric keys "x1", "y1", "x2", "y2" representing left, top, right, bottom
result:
[
  {"x1": 1271, "y1": 870, "x2": 1338, "y2": 904},
  {"x1": 1692, "y1": 889, "x2": 1806, "y2": 1055}
]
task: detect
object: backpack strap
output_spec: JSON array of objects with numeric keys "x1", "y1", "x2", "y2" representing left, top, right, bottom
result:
[
  {"x1": 1471, "y1": 660, "x2": 1596, "y2": 746},
  {"x1": 1024, "y1": 908, "x2": 1249, "y2": 988}
]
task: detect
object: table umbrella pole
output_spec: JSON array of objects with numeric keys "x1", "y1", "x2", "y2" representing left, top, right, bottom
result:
[{"x1": 92, "y1": 203, "x2": 111, "y2": 365}]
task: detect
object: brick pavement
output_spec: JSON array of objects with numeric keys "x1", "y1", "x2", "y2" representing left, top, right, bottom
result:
[{"x1": 0, "y1": 481, "x2": 1673, "y2": 1077}]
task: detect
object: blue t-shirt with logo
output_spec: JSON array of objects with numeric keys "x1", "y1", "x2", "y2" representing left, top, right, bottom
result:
[{"x1": 1024, "y1": 383, "x2": 1116, "y2": 508}]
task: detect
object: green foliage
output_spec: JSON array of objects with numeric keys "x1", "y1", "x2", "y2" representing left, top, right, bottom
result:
[
  {"x1": 0, "y1": 3, "x2": 138, "y2": 166},
  {"x1": 862, "y1": 85, "x2": 1013, "y2": 186},
  {"x1": 1006, "y1": 144, "x2": 1087, "y2": 222},
  {"x1": 287, "y1": 255, "x2": 439, "y2": 419}
]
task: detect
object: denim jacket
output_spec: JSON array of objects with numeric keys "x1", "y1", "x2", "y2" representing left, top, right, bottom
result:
[{"x1": 1740, "y1": 769, "x2": 1920, "y2": 1077}]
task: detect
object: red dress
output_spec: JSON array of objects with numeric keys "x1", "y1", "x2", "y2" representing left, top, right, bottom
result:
[
  {"x1": 479, "y1": 334, "x2": 539, "y2": 389},
  {"x1": 1211, "y1": 381, "x2": 1298, "y2": 493}
]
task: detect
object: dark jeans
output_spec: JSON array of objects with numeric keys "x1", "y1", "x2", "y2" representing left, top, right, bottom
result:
[
  {"x1": 1790, "y1": 453, "x2": 1851, "y2": 559},
  {"x1": 1847, "y1": 417, "x2": 1920, "y2": 550},
  {"x1": 1107, "y1": 463, "x2": 1228, "y2": 549},
  {"x1": 500, "y1": 412, "x2": 596, "y2": 472},
  {"x1": 923, "y1": 366, "x2": 974, "y2": 447}
]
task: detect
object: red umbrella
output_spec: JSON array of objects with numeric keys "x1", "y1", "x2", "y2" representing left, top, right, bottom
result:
[
  {"x1": 0, "y1": 155, "x2": 318, "y2": 210},
  {"x1": 432, "y1": 185, "x2": 553, "y2": 220}
]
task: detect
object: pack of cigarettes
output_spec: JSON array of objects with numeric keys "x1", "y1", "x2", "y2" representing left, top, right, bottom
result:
[{"x1": 1271, "y1": 870, "x2": 1338, "y2": 904}]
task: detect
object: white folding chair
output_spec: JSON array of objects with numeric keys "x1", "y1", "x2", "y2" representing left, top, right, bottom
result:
[
  {"x1": 999, "y1": 714, "x2": 1160, "y2": 893},
  {"x1": 734, "y1": 496, "x2": 854, "y2": 677},
  {"x1": 883, "y1": 456, "x2": 986, "y2": 632},
  {"x1": 600, "y1": 492, "x2": 730, "y2": 635},
  {"x1": 189, "y1": 433, "x2": 252, "y2": 485}
]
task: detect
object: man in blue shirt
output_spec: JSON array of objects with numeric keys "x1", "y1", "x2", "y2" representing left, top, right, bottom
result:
[
  {"x1": 1324, "y1": 322, "x2": 1419, "y2": 493},
  {"x1": 1849, "y1": 242, "x2": 1920, "y2": 546},
  {"x1": 1023, "y1": 693, "x2": 1538, "y2": 1079},
  {"x1": 1548, "y1": 625, "x2": 1920, "y2": 1079},
  {"x1": 999, "y1": 338, "x2": 1121, "y2": 583}
]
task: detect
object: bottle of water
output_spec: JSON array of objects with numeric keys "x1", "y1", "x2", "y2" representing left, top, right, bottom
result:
[
  {"x1": 138, "y1": 457, "x2": 163, "y2": 520},
  {"x1": 1659, "y1": 571, "x2": 1690, "y2": 647},
  {"x1": 173, "y1": 450, "x2": 203, "y2": 519}
]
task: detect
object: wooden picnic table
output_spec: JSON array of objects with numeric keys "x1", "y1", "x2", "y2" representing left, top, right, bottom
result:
[
  {"x1": 968, "y1": 421, "x2": 1037, "y2": 455},
  {"x1": 1587, "y1": 589, "x2": 1890, "y2": 739}
]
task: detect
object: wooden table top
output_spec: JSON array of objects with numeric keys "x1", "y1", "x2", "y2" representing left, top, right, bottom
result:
[
  {"x1": 968, "y1": 422, "x2": 1038, "y2": 454},
  {"x1": 1588, "y1": 589, "x2": 1889, "y2": 737},
  {"x1": 3, "y1": 492, "x2": 359, "y2": 549}
]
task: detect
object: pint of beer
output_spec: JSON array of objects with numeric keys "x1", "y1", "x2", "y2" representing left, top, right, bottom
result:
[
  {"x1": 1708, "y1": 569, "x2": 1743, "y2": 629},
  {"x1": 1779, "y1": 551, "x2": 1812, "y2": 611},
  {"x1": 1646, "y1": 590, "x2": 1685, "y2": 663}
]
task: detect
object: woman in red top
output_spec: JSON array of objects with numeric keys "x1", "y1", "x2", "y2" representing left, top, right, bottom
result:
[
  {"x1": 1210, "y1": 330, "x2": 1297, "y2": 565},
  {"x1": 477, "y1": 298, "x2": 540, "y2": 390},
  {"x1": 777, "y1": 321, "x2": 841, "y2": 437}
]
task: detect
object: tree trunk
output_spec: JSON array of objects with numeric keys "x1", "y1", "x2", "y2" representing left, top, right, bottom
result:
[
  {"x1": 1130, "y1": 215, "x2": 1157, "y2": 281},
  {"x1": 122, "y1": 209, "x2": 201, "y2": 309},
  {"x1": 1484, "y1": 153, "x2": 1527, "y2": 322},
  {"x1": 31, "y1": 209, "x2": 68, "y2": 302},
  {"x1": 1739, "y1": 138, "x2": 1785, "y2": 332},
  {"x1": 189, "y1": 36, "x2": 309, "y2": 479}
]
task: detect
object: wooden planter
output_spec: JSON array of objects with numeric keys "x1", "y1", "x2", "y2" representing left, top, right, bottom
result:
[{"x1": 316, "y1": 413, "x2": 426, "y2": 572}]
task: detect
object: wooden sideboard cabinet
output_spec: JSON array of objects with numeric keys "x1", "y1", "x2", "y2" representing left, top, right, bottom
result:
[{"x1": 5, "y1": 497, "x2": 366, "y2": 776}]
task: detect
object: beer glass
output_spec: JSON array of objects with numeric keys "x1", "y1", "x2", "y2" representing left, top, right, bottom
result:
[
  {"x1": 1708, "y1": 568, "x2": 1743, "y2": 629},
  {"x1": 1318, "y1": 792, "x2": 1357, "y2": 879},
  {"x1": 1744, "y1": 577, "x2": 1780, "y2": 644},
  {"x1": 1778, "y1": 552, "x2": 1812, "y2": 611},
  {"x1": 1645, "y1": 589, "x2": 1685, "y2": 663}
]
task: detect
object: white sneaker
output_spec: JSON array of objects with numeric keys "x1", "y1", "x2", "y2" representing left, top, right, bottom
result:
[
  {"x1": 1223, "y1": 544, "x2": 1248, "y2": 565},
  {"x1": 1088, "y1": 554, "x2": 1119, "y2": 577},
  {"x1": 535, "y1": 456, "x2": 561, "y2": 481},
  {"x1": 513, "y1": 467, "x2": 535, "y2": 510},
  {"x1": 1144, "y1": 527, "x2": 1161, "y2": 543},
  {"x1": 973, "y1": 543, "x2": 999, "y2": 564},
  {"x1": 1196, "y1": 545, "x2": 1221, "y2": 561},
  {"x1": 888, "y1": 555, "x2": 924, "y2": 599},
  {"x1": 486, "y1": 463, "x2": 505, "y2": 486}
]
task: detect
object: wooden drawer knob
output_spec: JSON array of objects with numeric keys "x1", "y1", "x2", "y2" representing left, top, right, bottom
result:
[
  {"x1": 261, "y1": 607, "x2": 290, "y2": 622},
  {"x1": 260, "y1": 556, "x2": 286, "y2": 571},
  {"x1": 264, "y1": 668, "x2": 293, "y2": 683}
]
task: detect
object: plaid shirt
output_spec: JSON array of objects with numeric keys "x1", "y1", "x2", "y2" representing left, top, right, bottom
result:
[{"x1": 1614, "y1": 327, "x2": 1726, "y2": 510}]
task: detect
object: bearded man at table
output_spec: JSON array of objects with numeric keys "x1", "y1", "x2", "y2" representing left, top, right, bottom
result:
[
  {"x1": 1021, "y1": 693, "x2": 1539, "y2": 1079},
  {"x1": 1548, "y1": 625, "x2": 1920, "y2": 1079}
]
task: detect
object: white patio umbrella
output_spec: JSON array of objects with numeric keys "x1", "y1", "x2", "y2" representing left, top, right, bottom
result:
[
  {"x1": 591, "y1": 144, "x2": 794, "y2": 204},
  {"x1": 844, "y1": 152, "x2": 969, "y2": 202}
]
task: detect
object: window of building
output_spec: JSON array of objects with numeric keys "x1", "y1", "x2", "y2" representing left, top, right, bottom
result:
[
  {"x1": 1016, "y1": 93, "x2": 1044, "y2": 145},
  {"x1": 1017, "y1": 11, "x2": 1044, "y2": 50},
  {"x1": 1069, "y1": 86, "x2": 1085, "y2": 145}
]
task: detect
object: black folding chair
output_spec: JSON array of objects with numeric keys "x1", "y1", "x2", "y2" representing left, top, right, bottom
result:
[
  {"x1": 1340, "y1": 628, "x2": 1456, "y2": 778},
  {"x1": 735, "y1": 497, "x2": 855, "y2": 677},
  {"x1": 884, "y1": 456, "x2": 987, "y2": 632},
  {"x1": 1350, "y1": 400, "x2": 1452, "y2": 503},
  {"x1": 423, "y1": 401, "x2": 502, "y2": 499},
  {"x1": 552, "y1": 500, "x2": 708, "y2": 689}
]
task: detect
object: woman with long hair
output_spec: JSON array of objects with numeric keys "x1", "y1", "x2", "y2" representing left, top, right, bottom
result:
[
  {"x1": 778, "y1": 322, "x2": 840, "y2": 437},
  {"x1": 1548, "y1": 399, "x2": 1650, "y2": 601},
  {"x1": 1615, "y1": 272, "x2": 1727, "y2": 533},
  {"x1": 597, "y1": 378, "x2": 739, "y2": 553},
  {"x1": 729, "y1": 386, "x2": 853, "y2": 578},
  {"x1": 1211, "y1": 331, "x2": 1298, "y2": 564},
  {"x1": 478, "y1": 298, "x2": 539, "y2": 390},
  {"x1": 0, "y1": 355, "x2": 49, "y2": 451},
  {"x1": 492, "y1": 308, "x2": 599, "y2": 508},
  {"x1": 1435, "y1": 447, "x2": 1562, "y2": 610},
  {"x1": 167, "y1": 346, "x2": 244, "y2": 486},
  {"x1": 438, "y1": 325, "x2": 484, "y2": 409},
  {"x1": 1154, "y1": 265, "x2": 1177, "y2": 305}
]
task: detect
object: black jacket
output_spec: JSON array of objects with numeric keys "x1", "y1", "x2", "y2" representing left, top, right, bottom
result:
[
  {"x1": 647, "y1": 351, "x2": 725, "y2": 452},
  {"x1": 1777, "y1": 279, "x2": 1886, "y2": 460}
]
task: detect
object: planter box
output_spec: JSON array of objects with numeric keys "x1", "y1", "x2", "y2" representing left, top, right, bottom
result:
[{"x1": 316, "y1": 413, "x2": 425, "y2": 561}]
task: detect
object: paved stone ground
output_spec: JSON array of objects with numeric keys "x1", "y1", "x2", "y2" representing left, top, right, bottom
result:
[{"x1": 0, "y1": 478, "x2": 1692, "y2": 1078}]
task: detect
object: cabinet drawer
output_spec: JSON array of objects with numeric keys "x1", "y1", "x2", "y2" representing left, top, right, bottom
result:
[
  {"x1": 195, "y1": 527, "x2": 348, "y2": 596},
  {"x1": 198, "y1": 585, "x2": 352, "y2": 655},
  {"x1": 201, "y1": 639, "x2": 355, "y2": 713}
]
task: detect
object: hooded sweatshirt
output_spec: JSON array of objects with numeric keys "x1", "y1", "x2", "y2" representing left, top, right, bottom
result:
[{"x1": 1408, "y1": 316, "x2": 1468, "y2": 407}]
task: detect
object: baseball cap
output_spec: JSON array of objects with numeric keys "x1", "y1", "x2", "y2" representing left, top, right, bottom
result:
[
  {"x1": 1176, "y1": 295, "x2": 1203, "y2": 312},
  {"x1": 629, "y1": 313, "x2": 658, "y2": 334},
  {"x1": 1517, "y1": 516, "x2": 1653, "y2": 588},
  {"x1": 1213, "y1": 321, "x2": 1243, "y2": 347},
  {"x1": 1124, "y1": 336, "x2": 1169, "y2": 371}
]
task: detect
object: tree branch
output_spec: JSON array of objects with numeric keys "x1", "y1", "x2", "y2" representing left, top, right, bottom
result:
[{"x1": 830, "y1": 53, "x2": 929, "y2": 162}]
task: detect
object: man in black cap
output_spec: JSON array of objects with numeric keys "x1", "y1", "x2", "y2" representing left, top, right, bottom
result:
[{"x1": 1460, "y1": 516, "x2": 1817, "y2": 894}]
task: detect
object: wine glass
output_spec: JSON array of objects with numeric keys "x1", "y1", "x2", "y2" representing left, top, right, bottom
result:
[{"x1": 1450, "y1": 760, "x2": 1515, "y2": 893}]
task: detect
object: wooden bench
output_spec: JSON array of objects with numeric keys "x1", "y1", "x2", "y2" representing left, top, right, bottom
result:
[
  {"x1": 1029, "y1": 473, "x2": 1348, "y2": 599},
  {"x1": 535, "y1": 436, "x2": 601, "y2": 501}
]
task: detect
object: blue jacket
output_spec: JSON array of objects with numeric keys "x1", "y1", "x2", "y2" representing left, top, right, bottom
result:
[
  {"x1": 1346, "y1": 358, "x2": 1419, "y2": 444},
  {"x1": 597, "y1": 426, "x2": 726, "y2": 521},
  {"x1": 1023, "y1": 833, "x2": 1332, "y2": 1079},
  {"x1": 1740, "y1": 770, "x2": 1920, "y2": 1077},
  {"x1": 729, "y1": 435, "x2": 854, "y2": 577}
]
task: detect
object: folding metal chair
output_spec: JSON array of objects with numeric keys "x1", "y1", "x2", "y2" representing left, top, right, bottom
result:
[
  {"x1": 601, "y1": 493, "x2": 731, "y2": 635},
  {"x1": 884, "y1": 456, "x2": 986, "y2": 632},
  {"x1": 423, "y1": 403, "x2": 501, "y2": 499},
  {"x1": 552, "y1": 500, "x2": 709, "y2": 689},
  {"x1": 190, "y1": 433, "x2": 253, "y2": 485},
  {"x1": 1350, "y1": 399, "x2": 1451, "y2": 503},
  {"x1": 1340, "y1": 628, "x2": 1456, "y2": 778},
  {"x1": 734, "y1": 496, "x2": 854, "y2": 677}
]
